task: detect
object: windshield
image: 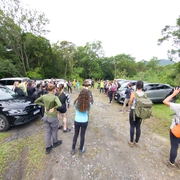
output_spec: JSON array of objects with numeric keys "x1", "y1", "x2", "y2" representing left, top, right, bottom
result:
[{"x1": 0, "y1": 86, "x2": 16, "y2": 100}]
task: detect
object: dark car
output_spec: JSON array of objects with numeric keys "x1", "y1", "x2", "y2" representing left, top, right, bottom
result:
[{"x1": 0, "y1": 85, "x2": 41, "y2": 132}]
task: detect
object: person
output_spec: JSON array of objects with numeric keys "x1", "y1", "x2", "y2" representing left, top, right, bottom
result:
[
  {"x1": 119, "y1": 83, "x2": 132, "y2": 113},
  {"x1": 82, "y1": 80, "x2": 94, "y2": 105},
  {"x1": 70, "y1": 89, "x2": 91, "y2": 155},
  {"x1": 72, "y1": 79, "x2": 76, "y2": 90},
  {"x1": 56, "y1": 84, "x2": 71, "y2": 132},
  {"x1": 34, "y1": 83, "x2": 62, "y2": 154},
  {"x1": 163, "y1": 87, "x2": 180, "y2": 168},
  {"x1": 67, "y1": 80, "x2": 72, "y2": 93},
  {"x1": 100, "y1": 80, "x2": 104, "y2": 93},
  {"x1": 128, "y1": 80, "x2": 145, "y2": 147},
  {"x1": 91, "y1": 79, "x2": 94, "y2": 88},
  {"x1": 97, "y1": 79, "x2": 100, "y2": 89},
  {"x1": 108, "y1": 82, "x2": 113, "y2": 105},
  {"x1": 27, "y1": 81, "x2": 35, "y2": 102},
  {"x1": 76, "y1": 80, "x2": 80, "y2": 92},
  {"x1": 13, "y1": 81, "x2": 25, "y2": 97}
]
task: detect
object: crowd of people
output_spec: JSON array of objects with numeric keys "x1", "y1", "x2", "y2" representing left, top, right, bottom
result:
[{"x1": 11, "y1": 78, "x2": 180, "y2": 169}]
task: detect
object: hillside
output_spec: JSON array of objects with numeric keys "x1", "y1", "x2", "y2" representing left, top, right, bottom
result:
[{"x1": 158, "y1": 59, "x2": 175, "y2": 66}]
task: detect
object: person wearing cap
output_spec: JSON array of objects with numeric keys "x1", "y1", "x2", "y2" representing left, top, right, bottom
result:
[{"x1": 119, "y1": 82, "x2": 133, "y2": 113}]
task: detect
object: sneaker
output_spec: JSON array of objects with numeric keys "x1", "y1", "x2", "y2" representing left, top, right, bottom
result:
[
  {"x1": 165, "y1": 160, "x2": 175, "y2": 168},
  {"x1": 53, "y1": 140, "x2": 62, "y2": 148},
  {"x1": 119, "y1": 110, "x2": 124, "y2": 113},
  {"x1": 79, "y1": 147, "x2": 85, "y2": 155},
  {"x1": 63, "y1": 128, "x2": 71, "y2": 133},
  {"x1": 126, "y1": 110, "x2": 130, "y2": 113},
  {"x1": 46, "y1": 145, "x2": 52, "y2": 154},
  {"x1": 71, "y1": 149, "x2": 75, "y2": 155},
  {"x1": 128, "y1": 141, "x2": 134, "y2": 147},
  {"x1": 58, "y1": 125, "x2": 63, "y2": 130}
]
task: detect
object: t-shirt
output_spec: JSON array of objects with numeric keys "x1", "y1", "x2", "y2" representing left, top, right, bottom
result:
[
  {"x1": 74, "y1": 101, "x2": 91, "y2": 123},
  {"x1": 170, "y1": 103, "x2": 180, "y2": 129},
  {"x1": 35, "y1": 94, "x2": 62, "y2": 117}
]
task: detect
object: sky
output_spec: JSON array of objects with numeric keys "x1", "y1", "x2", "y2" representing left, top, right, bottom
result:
[{"x1": 23, "y1": 0, "x2": 180, "y2": 61}]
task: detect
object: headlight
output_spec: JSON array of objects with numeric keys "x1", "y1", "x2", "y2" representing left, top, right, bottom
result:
[{"x1": 8, "y1": 109, "x2": 27, "y2": 115}]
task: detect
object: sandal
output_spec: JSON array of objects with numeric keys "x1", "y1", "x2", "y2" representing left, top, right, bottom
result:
[
  {"x1": 128, "y1": 141, "x2": 134, "y2": 147},
  {"x1": 63, "y1": 128, "x2": 71, "y2": 133}
]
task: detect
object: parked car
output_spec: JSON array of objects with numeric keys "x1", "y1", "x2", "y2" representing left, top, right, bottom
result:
[
  {"x1": 0, "y1": 85, "x2": 41, "y2": 132},
  {"x1": 115, "y1": 82, "x2": 178, "y2": 104},
  {"x1": 0, "y1": 77, "x2": 30, "y2": 90},
  {"x1": 114, "y1": 80, "x2": 137, "y2": 103},
  {"x1": 143, "y1": 83, "x2": 178, "y2": 103},
  {"x1": 85, "y1": 79, "x2": 92, "y2": 86}
]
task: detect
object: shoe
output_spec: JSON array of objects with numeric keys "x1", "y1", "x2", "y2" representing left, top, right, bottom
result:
[
  {"x1": 63, "y1": 128, "x2": 71, "y2": 133},
  {"x1": 165, "y1": 160, "x2": 175, "y2": 168},
  {"x1": 53, "y1": 140, "x2": 62, "y2": 148},
  {"x1": 71, "y1": 149, "x2": 75, "y2": 155},
  {"x1": 46, "y1": 145, "x2": 52, "y2": 154},
  {"x1": 58, "y1": 125, "x2": 63, "y2": 130},
  {"x1": 79, "y1": 147, "x2": 85, "y2": 155},
  {"x1": 126, "y1": 110, "x2": 130, "y2": 113},
  {"x1": 119, "y1": 110, "x2": 124, "y2": 113},
  {"x1": 128, "y1": 141, "x2": 134, "y2": 147}
]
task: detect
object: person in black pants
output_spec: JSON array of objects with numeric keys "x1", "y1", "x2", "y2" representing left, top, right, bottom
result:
[
  {"x1": 70, "y1": 89, "x2": 91, "y2": 155},
  {"x1": 163, "y1": 87, "x2": 180, "y2": 168},
  {"x1": 128, "y1": 80, "x2": 145, "y2": 147},
  {"x1": 67, "y1": 80, "x2": 72, "y2": 93}
]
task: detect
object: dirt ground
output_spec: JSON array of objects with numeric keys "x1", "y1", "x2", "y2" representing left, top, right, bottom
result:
[{"x1": 3, "y1": 88, "x2": 180, "y2": 180}]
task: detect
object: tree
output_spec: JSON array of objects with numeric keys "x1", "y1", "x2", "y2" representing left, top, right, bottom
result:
[
  {"x1": 158, "y1": 16, "x2": 180, "y2": 62},
  {"x1": 0, "y1": 0, "x2": 49, "y2": 75}
]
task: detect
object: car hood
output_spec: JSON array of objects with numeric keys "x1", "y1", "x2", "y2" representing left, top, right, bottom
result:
[{"x1": 0, "y1": 98, "x2": 32, "y2": 110}]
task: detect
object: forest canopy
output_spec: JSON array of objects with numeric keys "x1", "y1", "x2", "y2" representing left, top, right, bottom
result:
[{"x1": 0, "y1": 0, "x2": 179, "y2": 86}]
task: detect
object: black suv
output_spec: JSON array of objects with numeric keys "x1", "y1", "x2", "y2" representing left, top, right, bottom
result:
[{"x1": 0, "y1": 85, "x2": 41, "y2": 132}]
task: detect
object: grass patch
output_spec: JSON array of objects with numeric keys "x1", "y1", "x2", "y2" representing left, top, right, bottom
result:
[
  {"x1": 145, "y1": 99, "x2": 180, "y2": 138},
  {"x1": 0, "y1": 128, "x2": 46, "y2": 180},
  {"x1": 0, "y1": 132, "x2": 11, "y2": 142}
]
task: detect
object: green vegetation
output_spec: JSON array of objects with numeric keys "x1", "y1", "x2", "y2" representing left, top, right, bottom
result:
[
  {"x1": 0, "y1": 0, "x2": 179, "y2": 85},
  {"x1": 146, "y1": 99, "x2": 180, "y2": 138}
]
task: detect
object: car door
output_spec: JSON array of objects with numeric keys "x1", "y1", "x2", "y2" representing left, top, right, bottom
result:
[{"x1": 144, "y1": 84, "x2": 156, "y2": 102}]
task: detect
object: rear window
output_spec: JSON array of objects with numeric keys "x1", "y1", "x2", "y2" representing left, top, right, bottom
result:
[{"x1": 0, "y1": 80, "x2": 6, "y2": 86}]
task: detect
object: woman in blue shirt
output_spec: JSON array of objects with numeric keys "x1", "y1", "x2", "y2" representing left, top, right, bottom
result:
[{"x1": 71, "y1": 89, "x2": 91, "y2": 155}]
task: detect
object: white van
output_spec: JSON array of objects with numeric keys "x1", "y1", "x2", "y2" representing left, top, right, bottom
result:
[{"x1": 0, "y1": 77, "x2": 30, "y2": 89}]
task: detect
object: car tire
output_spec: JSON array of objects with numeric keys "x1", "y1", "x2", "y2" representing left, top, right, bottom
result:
[{"x1": 0, "y1": 115, "x2": 10, "y2": 132}]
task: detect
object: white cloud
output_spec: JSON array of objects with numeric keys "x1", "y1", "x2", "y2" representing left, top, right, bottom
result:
[{"x1": 23, "y1": 0, "x2": 180, "y2": 61}]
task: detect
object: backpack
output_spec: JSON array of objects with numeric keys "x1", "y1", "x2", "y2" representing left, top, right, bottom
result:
[
  {"x1": 111, "y1": 86, "x2": 115, "y2": 92},
  {"x1": 134, "y1": 92, "x2": 153, "y2": 120}
]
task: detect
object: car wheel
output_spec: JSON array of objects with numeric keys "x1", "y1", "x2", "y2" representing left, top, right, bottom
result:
[{"x1": 0, "y1": 115, "x2": 10, "y2": 132}]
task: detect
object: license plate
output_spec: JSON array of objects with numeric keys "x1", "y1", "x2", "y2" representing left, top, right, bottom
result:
[{"x1": 33, "y1": 109, "x2": 40, "y2": 115}]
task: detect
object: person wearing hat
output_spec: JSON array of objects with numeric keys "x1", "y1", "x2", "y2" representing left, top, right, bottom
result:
[{"x1": 119, "y1": 82, "x2": 133, "y2": 113}]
